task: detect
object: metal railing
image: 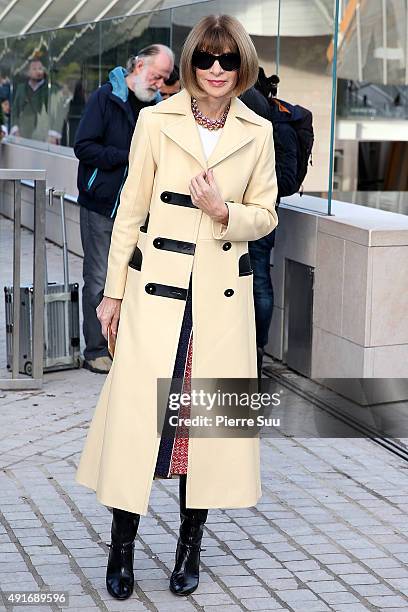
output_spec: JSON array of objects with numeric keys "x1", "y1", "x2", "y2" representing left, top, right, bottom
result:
[{"x1": 0, "y1": 169, "x2": 46, "y2": 390}]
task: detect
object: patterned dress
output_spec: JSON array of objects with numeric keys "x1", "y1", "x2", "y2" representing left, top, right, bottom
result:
[{"x1": 154, "y1": 276, "x2": 192, "y2": 477}]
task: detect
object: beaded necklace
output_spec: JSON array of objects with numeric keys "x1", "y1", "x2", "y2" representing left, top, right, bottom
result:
[{"x1": 191, "y1": 97, "x2": 230, "y2": 130}]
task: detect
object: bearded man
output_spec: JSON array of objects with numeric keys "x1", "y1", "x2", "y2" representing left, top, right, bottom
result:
[{"x1": 74, "y1": 45, "x2": 174, "y2": 373}]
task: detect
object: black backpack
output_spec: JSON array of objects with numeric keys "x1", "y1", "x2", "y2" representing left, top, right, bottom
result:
[
  {"x1": 254, "y1": 70, "x2": 314, "y2": 196},
  {"x1": 270, "y1": 97, "x2": 314, "y2": 195}
]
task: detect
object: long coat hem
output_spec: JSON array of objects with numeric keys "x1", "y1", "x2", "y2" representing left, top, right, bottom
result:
[{"x1": 74, "y1": 473, "x2": 262, "y2": 516}]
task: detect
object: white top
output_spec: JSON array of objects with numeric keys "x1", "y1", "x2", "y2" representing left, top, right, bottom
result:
[{"x1": 196, "y1": 123, "x2": 223, "y2": 160}]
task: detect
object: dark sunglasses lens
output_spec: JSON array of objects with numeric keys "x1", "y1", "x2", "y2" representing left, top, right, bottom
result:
[
  {"x1": 192, "y1": 51, "x2": 241, "y2": 71},
  {"x1": 219, "y1": 53, "x2": 241, "y2": 71},
  {"x1": 192, "y1": 51, "x2": 213, "y2": 70}
]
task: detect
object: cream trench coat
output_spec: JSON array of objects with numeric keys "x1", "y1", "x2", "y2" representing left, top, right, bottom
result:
[{"x1": 75, "y1": 88, "x2": 278, "y2": 515}]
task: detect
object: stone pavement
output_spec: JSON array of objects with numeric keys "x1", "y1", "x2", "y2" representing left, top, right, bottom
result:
[{"x1": 2, "y1": 215, "x2": 408, "y2": 611}]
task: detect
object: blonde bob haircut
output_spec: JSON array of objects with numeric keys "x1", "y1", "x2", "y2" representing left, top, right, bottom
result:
[{"x1": 180, "y1": 14, "x2": 259, "y2": 99}]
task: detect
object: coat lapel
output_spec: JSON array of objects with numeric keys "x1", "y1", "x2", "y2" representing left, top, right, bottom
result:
[
  {"x1": 152, "y1": 89, "x2": 265, "y2": 170},
  {"x1": 207, "y1": 112, "x2": 254, "y2": 169},
  {"x1": 160, "y1": 113, "x2": 207, "y2": 170}
]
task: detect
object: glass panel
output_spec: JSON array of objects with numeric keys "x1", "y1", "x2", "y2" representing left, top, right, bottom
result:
[
  {"x1": 0, "y1": 0, "x2": 47, "y2": 37},
  {"x1": 66, "y1": 0, "x2": 128, "y2": 26},
  {"x1": 277, "y1": 0, "x2": 335, "y2": 205},
  {"x1": 100, "y1": 9, "x2": 171, "y2": 82},
  {"x1": 334, "y1": 1, "x2": 408, "y2": 204},
  {"x1": 93, "y1": 0, "x2": 209, "y2": 21},
  {"x1": 103, "y1": 0, "x2": 167, "y2": 20},
  {"x1": 49, "y1": 22, "x2": 101, "y2": 147},
  {"x1": 161, "y1": 0, "x2": 221, "y2": 6},
  {"x1": 336, "y1": 1, "x2": 408, "y2": 120},
  {"x1": 103, "y1": 0, "x2": 148, "y2": 20},
  {"x1": 28, "y1": 0, "x2": 76, "y2": 33},
  {"x1": 337, "y1": 0, "x2": 407, "y2": 85},
  {"x1": 8, "y1": 31, "x2": 51, "y2": 146}
]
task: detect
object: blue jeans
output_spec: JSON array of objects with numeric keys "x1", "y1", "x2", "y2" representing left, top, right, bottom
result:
[
  {"x1": 80, "y1": 206, "x2": 114, "y2": 360},
  {"x1": 248, "y1": 230, "x2": 276, "y2": 349}
]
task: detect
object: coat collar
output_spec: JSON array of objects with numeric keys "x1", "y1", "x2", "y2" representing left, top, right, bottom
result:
[{"x1": 152, "y1": 88, "x2": 264, "y2": 170}]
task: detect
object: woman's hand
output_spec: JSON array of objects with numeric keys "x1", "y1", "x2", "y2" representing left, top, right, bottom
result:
[
  {"x1": 189, "y1": 169, "x2": 229, "y2": 225},
  {"x1": 96, "y1": 296, "x2": 122, "y2": 340}
]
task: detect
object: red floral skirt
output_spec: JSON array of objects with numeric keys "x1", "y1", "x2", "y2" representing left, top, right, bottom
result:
[{"x1": 169, "y1": 334, "x2": 192, "y2": 474}]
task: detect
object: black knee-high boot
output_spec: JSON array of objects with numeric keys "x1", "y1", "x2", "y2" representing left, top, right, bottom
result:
[
  {"x1": 169, "y1": 474, "x2": 208, "y2": 596},
  {"x1": 106, "y1": 507, "x2": 140, "y2": 600}
]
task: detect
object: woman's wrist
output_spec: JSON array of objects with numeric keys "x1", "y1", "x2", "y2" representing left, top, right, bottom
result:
[{"x1": 212, "y1": 202, "x2": 229, "y2": 226}]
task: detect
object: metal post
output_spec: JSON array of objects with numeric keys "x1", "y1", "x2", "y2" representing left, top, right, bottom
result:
[
  {"x1": 98, "y1": 21, "x2": 102, "y2": 88},
  {"x1": 327, "y1": 0, "x2": 341, "y2": 216},
  {"x1": 43, "y1": 188, "x2": 52, "y2": 369},
  {"x1": 356, "y1": 2, "x2": 363, "y2": 81},
  {"x1": 0, "y1": 169, "x2": 46, "y2": 390},
  {"x1": 12, "y1": 180, "x2": 21, "y2": 378},
  {"x1": 276, "y1": 0, "x2": 281, "y2": 75},
  {"x1": 382, "y1": 0, "x2": 387, "y2": 85},
  {"x1": 57, "y1": 190, "x2": 71, "y2": 359},
  {"x1": 31, "y1": 178, "x2": 46, "y2": 383},
  {"x1": 169, "y1": 7, "x2": 173, "y2": 51},
  {"x1": 405, "y1": 0, "x2": 408, "y2": 85},
  {"x1": 58, "y1": 192, "x2": 69, "y2": 291}
]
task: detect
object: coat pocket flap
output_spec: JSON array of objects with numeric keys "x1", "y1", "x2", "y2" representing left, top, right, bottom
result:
[
  {"x1": 140, "y1": 213, "x2": 150, "y2": 233},
  {"x1": 129, "y1": 246, "x2": 143, "y2": 271},
  {"x1": 145, "y1": 283, "x2": 187, "y2": 300},
  {"x1": 160, "y1": 191, "x2": 197, "y2": 208},
  {"x1": 239, "y1": 252, "x2": 253, "y2": 276}
]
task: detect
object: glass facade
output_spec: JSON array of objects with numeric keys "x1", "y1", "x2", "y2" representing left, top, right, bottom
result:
[
  {"x1": 331, "y1": 0, "x2": 408, "y2": 212},
  {"x1": 0, "y1": 5, "x2": 175, "y2": 149},
  {"x1": 336, "y1": 0, "x2": 408, "y2": 122},
  {"x1": 1, "y1": 1, "x2": 407, "y2": 214},
  {"x1": 336, "y1": 0, "x2": 407, "y2": 86},
  {"x1": 0, "y1": 0, "x2": 207, "y2": 37}
]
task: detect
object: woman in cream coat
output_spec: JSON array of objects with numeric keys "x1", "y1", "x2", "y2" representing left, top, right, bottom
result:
[{"x1": 76, "y1": 13, "x2": 278, "y2": 601}]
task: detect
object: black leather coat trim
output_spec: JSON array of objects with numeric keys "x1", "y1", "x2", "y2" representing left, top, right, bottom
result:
[
  {"x1": 145, "y1": 283, "x2": 187, "y2": 300},
  {"x1": 129, "y1": 246, "x2": 143, "y2": 271},
  {"x1": 238, "y1": 252, "x2": 253, "y2": 276},
  {"x1": 153, "y1": 237, "x2": 195, "y2": 255},
  {"x1": 160, "y1": 191, "x2": 197, "y2": 208},
  {"x1": 139, "y1": 213, "x2": 149, "y2": 233}
]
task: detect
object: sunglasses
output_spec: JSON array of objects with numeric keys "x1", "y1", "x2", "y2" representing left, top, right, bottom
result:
[{"x1": 192, "y1": 50, "x2": 241, "y2": 72}]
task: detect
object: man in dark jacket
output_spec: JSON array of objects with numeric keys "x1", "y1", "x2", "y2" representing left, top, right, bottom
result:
[
  {"x1": 75, "y1": 44, "x2": 174, "y2": 373},
  {"x1": 240, "y1": 81, "x2": 298, "y2": 379},
  {"x1": 11, "y1": 58, "x2": 66, "y2": 142}
]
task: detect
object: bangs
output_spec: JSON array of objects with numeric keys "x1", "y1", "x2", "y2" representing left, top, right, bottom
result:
[{"x1": 198, "y1": 28, "x2": 238, "y2": 55}]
